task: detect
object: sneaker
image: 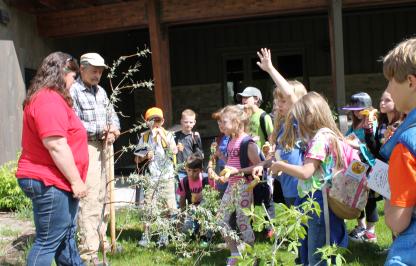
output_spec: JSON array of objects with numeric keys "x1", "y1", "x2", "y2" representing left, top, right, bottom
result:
[
  {"x1": 348, "y1": 226, "x2": 366, "y2": 242},
  {"x1": 157, "y1": 234, "x2": 169, "y2": 247},
  {"x1": 138, "y1": 234, "x2": 150, "y2": 247},
  {"x1": 362, "y1": 230, "x2": 377, "y2": 243},
  {"x1": 226, "y1": 257, "x2": 238, "y2": 266}
]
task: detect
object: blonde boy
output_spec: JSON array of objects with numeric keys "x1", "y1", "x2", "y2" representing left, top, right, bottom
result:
[
  {"x1": 381, "y1": 38, "x2": 416, "y2": 265},
  {"x1": 174, "y1": 109, "x2": 203, "y2": 172}
]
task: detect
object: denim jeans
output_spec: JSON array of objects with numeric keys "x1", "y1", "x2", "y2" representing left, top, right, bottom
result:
[
  {"x1": 296, "y1": 191, "x2": 348, "y2": 266},
  {"x1": 385, "y1": 218, "x2": 416, "y2": 266},
  {"x1": 18, "y1": 178, "x2": 84, "y2": 266}
]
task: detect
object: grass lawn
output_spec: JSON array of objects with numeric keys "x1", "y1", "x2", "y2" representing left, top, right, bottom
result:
[{"x1": 106, "y1": 202, "x2": 391, "y2": 265}]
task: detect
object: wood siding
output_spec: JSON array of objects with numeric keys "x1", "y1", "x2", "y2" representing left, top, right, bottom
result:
[{"x1": 169, "y1": 5, "x2": 416, "y2": 86}]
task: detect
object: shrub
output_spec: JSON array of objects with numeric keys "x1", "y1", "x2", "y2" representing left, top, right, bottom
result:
[{"x1": 0, "y1": 159, "x2": 30, "y2": 211}]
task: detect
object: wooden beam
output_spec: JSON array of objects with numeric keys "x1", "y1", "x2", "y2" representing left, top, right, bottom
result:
[
  {"x1": 34, "y1": 0, "x2": 416, "y2": 37},
  {"x1": 328, "y1": 0, "x2": 346, "y2": 108},
  {"x1": 74, "y1": 0, "x2": 97, "y2": 7},
  {"x1": 38, "y1": 0, "x2": 61, "y2": 9},
  {"x1": 147, "y1": 0, "x2": 172, "y2": 126},
  {"x1": 36, "y1": 1, "x2": 147, "y2": 37},
  {"x1": 161, "y1": 0, "x2": 416, "y2": 25}
]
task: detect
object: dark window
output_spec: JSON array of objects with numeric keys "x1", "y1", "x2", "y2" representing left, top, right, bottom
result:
[
  {"x1": 250, "y1": 57, "x2": 269, "y2": 80},
  {"x1": 276, "y1": 54, "x2": 303, "y2": 79}
]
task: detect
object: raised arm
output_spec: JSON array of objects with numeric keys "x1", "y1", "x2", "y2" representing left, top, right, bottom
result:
[{"x1": 256, "y1": 48, "x2": 296, "y2": 101}]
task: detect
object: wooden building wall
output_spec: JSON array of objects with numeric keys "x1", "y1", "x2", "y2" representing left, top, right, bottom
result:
[{"x1": 52, "y1": 4, "x2": 416, "y2": 168}]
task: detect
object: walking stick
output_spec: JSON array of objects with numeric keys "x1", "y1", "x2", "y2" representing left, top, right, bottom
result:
[
  {"x1": 101, "y1": 140, "x2": 116, "y2": 265},
  {"x1": 108, "y1": 145, "x2": 116, "y2": 253}
]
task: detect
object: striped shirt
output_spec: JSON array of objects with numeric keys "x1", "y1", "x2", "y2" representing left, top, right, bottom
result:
[
  {"x1": 226, "y1": 134, "x2": 247, "y2": 186},
  {"x1": 70, "y1": 78, "x2": 120, "y2": 140}
]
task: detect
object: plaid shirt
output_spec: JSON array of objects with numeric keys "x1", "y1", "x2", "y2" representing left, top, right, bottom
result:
[{"x1": 70, "y1": 78, "x2": 120, "y2": 140}]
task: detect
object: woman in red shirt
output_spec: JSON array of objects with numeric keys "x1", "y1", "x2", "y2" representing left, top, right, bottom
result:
[{"x1": 16, "y1": 52, "x2": 88, "y2": 266}]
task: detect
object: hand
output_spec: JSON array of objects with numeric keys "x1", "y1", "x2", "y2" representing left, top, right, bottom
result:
[
  {"x1": 146, "y1": 150, "x2": 154, "y2": 160},
  {"x1": 226, "y1": 166, "x2": 239, "y2": 176},
  {"x1": 362, "y1": 116, "x2": 373, "y2": 131},
  {"x1": 256, "y1": 48, "x2": 273, "y2": 72},
  {"x1": 71, "y1": 180, "x2": 88, "y2": 199},
  {"x1": 177, "y1": 142, "x2": 184, "y2": 152},
  {"x1": 106, "y1": 133, "x2": 116, "y2": 145},
  {"x1": 103, "y1": 125, "x2": 120, "y2": 144},
  {"x1": 270, "y1": 161, "x2": 282, "y2": 176},
  {"x1": 252, "y1": 165, "x2": 263, "y2": 177},
  {"x1": 108, "y1": 125, "x2": 120, "y2": 139}
]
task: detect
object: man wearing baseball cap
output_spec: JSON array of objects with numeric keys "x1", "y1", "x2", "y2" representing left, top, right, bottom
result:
[{"x1": 70, "y1": 53, "x2": 120, "y2": 265}]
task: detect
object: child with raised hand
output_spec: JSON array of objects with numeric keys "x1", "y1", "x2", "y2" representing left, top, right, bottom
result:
[
  {"x1": 217, "y1": 105, "x2": 262, "y2": 266},
  {"x1": 257, "y1": 47, "x2": 308, "y2": 206},
  {"x1": 257, "y1": 48, "x2": 303, "y2": 104},
  {"x1": 380, "y1": 38, "x2": 416, "y2": 265},
  {"x1": 342, "y1": 92, "x2": 380, "y2": 243},
  {"x1": 254, "y1": 92, "x2": 348, "y2": 265}
]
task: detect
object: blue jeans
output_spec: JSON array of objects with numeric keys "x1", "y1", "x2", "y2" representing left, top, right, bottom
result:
[
  {"x1": 296, "y1": 191, "x2": 348, "y2": 266},
  {"x1": 385, "y1": 218, "x2": 416, "y2": 266},
  {"x1": 18, "y1": 178, "x2": 84, "y2": 266}
]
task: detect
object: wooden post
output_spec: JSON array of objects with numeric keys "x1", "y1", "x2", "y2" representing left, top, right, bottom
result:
[
  {"x1": 328, "y1": 0, "x2": 346, "y2": 108},
  {"x1": 147, "y1": 0, "x2": 173, "y2": 126}
]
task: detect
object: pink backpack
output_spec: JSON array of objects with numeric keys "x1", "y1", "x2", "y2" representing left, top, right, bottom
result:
[{"x1": 321, "y1": 128, "x2": 369, "y2": 220}]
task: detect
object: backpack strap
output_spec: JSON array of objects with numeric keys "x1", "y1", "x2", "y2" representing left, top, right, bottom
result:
[
  {"x1": 202, "y1": 176, "x2": 210, "y2": 188},
  {"x1": 322, "y1": 185, "x2": 331, "y2": 246},
  {"x1": 182, "y1": 176, "x2": 192, "y2": 204},
  {"x1": 260, "y1": 112, "x2": 269, "y2": 142},
  {"x1": 143, "y1": 130, "x2": 150, "y2": 144}
]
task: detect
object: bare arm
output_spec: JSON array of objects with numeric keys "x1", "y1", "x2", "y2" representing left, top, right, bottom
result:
[
  {"x1": 256, "y1": 48, "x2": 296, "y2": 101},
  {"x1": 270, "y1": 157, "x2": 319, "y2": 180},
  {"x1": 179, "y1": 196, "x2": 186, "y2": 211},
  {"x1": 42, "y1": 136, "x2": 87, "y2": 198},
  {"x1": 384, "y1": 200, "x2": 414, "y2": 235}
]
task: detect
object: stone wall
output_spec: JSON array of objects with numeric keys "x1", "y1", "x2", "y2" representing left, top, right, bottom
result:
[{"x1": 310, "y1": 73, "x2": 387, "y2": 110}]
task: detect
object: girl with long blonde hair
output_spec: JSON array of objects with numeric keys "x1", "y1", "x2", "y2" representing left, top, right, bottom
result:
[
  {"x1": 253, "y1": 92, "x2": 348, "y2": 265},
  {"x1": 257, "y1": 48, "x2": 307, "y2": 207}
]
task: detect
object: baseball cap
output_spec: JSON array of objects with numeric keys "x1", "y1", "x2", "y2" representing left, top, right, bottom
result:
[
  {"x1": 342, "y1": 92, "x2": 372, "y2": 111},
  {"x1": 237, "y1": 86, "x2": 263, "y2": 101},
  {"x1": 80, "y1": 53, "x2": 108, "y2": 68},
  {"x1": 145, "y1": 107, "x2": 164, "y2": 121}
]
